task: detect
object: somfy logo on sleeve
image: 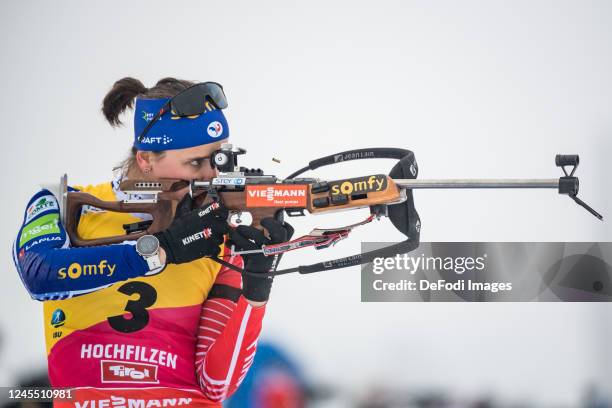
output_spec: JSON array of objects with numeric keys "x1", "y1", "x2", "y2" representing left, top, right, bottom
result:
[{"x1": 57, "y1": 260, "x2": 117, "y2": 279}]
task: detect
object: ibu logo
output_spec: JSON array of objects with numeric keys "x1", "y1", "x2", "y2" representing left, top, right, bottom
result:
[
  {"x1": 142, "y1": 111, "x2": 156, "y2": 122},
  {"x1": 51, "y1": 309, "x2": 66, "y2": 328},
  {"x1": 207, "y1": 121, "x2": 223, "y2": 138}
]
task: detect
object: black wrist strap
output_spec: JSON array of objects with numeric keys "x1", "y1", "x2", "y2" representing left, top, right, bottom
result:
[{"x1": 207, "y1": 283, "x2": 242, "y2": 302}]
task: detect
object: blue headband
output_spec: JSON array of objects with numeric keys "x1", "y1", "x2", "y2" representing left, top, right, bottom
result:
[{"x1": 133, "y1": 98, "x2": 229, "y2": 151}]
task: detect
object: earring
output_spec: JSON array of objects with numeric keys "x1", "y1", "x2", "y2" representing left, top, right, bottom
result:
[{"x1": 144, "y1": 167, "x2": 152, "y2": 174}]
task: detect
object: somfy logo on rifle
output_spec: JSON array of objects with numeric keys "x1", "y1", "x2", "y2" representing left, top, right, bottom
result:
[{"x1": 330, "y1": 175, "x2": 388, "y2": 195}]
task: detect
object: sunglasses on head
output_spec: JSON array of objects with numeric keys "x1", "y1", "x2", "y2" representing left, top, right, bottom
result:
[{"x1": 137, "y1": 82, "x2": 228, "y2": 142}]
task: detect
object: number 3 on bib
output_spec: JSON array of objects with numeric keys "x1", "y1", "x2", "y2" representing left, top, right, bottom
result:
[{"x1": 108, "y1": 281, "x2": 157, "y2": 333}]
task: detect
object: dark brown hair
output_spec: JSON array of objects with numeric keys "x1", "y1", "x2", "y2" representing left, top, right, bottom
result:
[
  {"x1": 102, "y1": 77, "x2": 195, "y2": 127},
  {"x1": 102, "y1": 77, "x2": 196, "y2": 171}
]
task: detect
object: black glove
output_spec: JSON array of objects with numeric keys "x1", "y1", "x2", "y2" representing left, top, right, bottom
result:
[
  {"x1": 229, "y1": 217, "x2": 294, "y2": 302},
  {"x1": 154, "y1": 194, "x2": 229, "y2": 264}
]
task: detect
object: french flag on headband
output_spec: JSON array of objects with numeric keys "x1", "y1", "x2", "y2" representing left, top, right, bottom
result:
[{"x1": 133, "y1": 98, "x2": 229, "y2": 151}]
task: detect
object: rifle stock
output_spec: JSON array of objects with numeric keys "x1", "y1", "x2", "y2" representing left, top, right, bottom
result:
[
  {"x1": 65, "y1": 191, "x2": 174, "y2": 247},
  {"x1": 64, "y1": 175, "x2": 404, "y2": 247}
]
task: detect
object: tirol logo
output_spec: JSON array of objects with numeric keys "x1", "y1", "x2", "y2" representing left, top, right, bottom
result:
[
  {"x1": 330, "y1": 175, "x2": 388, "y2": 196},
  {"x1": 207, "y1": 121, "x2": 223, "y2": 138},
  {"x1": 57, "y1": 260, "x2": 116, "y2": 279},
  {"x1": 101, "y1": 360, "x2": 159, "y2": 384},
  {"x1": 246, "y1": 185, "x2": 308, "y2": 207},
  {"x1": 26, "y1": 195, "x2": 58, "y2": 223},
  {"x1": 51, "y1": 308, "x2": 66, "y2": 328}
]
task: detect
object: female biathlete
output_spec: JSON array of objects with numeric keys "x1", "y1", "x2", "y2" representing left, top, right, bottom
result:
[{"x1": 12, "y1": 77, "x2": 293, "y2": 407}]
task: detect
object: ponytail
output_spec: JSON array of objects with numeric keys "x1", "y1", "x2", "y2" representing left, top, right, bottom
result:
[
  {"x1": 106, "y1": 76, "x2": 196, "y2": 174},
  {"x1": 102, "y1": 77, "x2": 147, "y2": 127}
]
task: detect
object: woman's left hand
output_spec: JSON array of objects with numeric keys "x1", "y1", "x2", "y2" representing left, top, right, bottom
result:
[{"x1": 230, "y1": 217, "x2": 294, "y2": 303}]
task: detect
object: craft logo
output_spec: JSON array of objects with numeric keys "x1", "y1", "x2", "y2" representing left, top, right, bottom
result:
[
  {"x1": 51, "y1": 308, "x2": 66, "y2": 328},
  {"x1": 330, "y1": 175, "x2": 387, "y2": 195},
  {"x1": 101, "y1": 360, "x2": 159, "y2": 384},
  {"x1": 334, "y1": 151, "x2": 375, "y2": 163},
  {"x1": 26, "y1": 195, "x2": 57, "y2": 223},
  {"x1": 246, "y1": 185, "x2": 308, "y2": 207},
  {"x1": 140, "y1": 135, "x2": 173, "y2": 145},
  {"x1": 57, "y1": 260, "x2": 116, "y2": 279},
  {"x1": 207, "y1": 121, "x2": 223, "y2": 138}
]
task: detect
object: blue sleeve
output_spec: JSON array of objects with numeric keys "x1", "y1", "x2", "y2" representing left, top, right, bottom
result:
[{"x1": 12, "y1": 189, "x2": 151, "y2": 301}]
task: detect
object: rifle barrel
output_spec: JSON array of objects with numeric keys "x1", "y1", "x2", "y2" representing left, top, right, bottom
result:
[{"x1": 393, "y1": 178, "x2": 559, "y2": 189}]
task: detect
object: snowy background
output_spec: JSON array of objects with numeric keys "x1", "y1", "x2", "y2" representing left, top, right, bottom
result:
[{"x1": 0, "y1": 1, "x2": 611, "y2": 406}]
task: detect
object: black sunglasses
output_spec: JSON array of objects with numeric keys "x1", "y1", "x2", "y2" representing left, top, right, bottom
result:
[{"x1": 137, "y1": 82, "x2": 228, "y2": 142}]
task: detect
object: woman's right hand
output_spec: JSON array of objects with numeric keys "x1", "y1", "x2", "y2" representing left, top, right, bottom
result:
[{"x1": 154, "y1": 195, "x2": 229, "y2": 265}]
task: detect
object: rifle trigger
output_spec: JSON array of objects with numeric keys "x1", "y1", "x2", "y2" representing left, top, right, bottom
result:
[
  {"x1": 370, "y1": 204, "x2": 388, "y2": 219},
  {"x1": 123, "y1": 220, "x2": 153, "y2": 235},
  {"x1": 206, "y1": 185, "x2": 220, "y2": 203}
]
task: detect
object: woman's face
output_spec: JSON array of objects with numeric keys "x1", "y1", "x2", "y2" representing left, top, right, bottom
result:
[{"x1": 141, "y1": 141, "x2": 225, "y2": 200}]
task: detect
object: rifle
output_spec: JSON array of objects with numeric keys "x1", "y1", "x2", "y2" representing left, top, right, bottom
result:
[{"x1": 59, "y1": 144, "x2": 602, "y2": 276}]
